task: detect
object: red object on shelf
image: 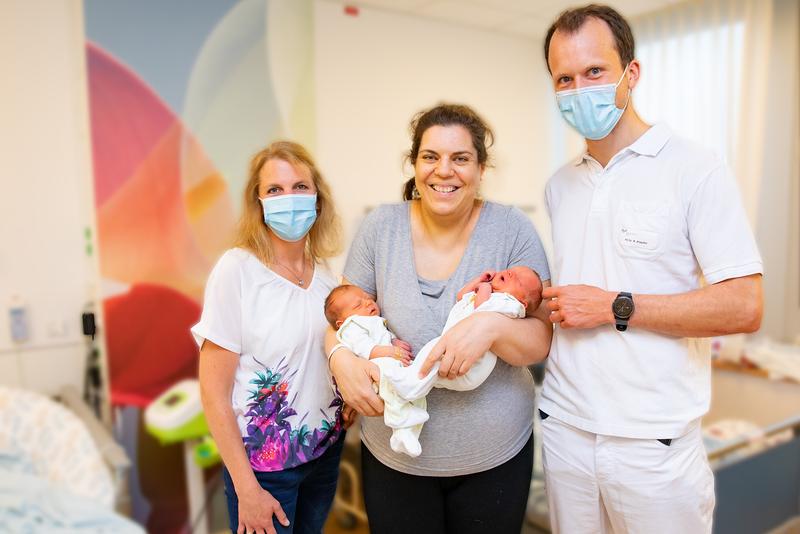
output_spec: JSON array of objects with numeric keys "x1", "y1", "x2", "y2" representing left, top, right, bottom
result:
[{"x1": 344, "y1": 5, "x2": 359, "y2": 16}]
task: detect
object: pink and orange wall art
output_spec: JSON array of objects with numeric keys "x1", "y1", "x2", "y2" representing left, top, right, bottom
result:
[{"x1": 84, "y1": 0, "x2": 315, "y2": 407}]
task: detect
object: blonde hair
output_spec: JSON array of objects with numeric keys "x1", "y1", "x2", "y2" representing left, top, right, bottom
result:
[{"x1": 234, "y1": 141, "x2": 342, "y2": 265}]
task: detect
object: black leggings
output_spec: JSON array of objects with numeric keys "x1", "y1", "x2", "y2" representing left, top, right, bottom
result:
[{"x1": 361, "y1": 434, "x2": 533, "y2": 534}]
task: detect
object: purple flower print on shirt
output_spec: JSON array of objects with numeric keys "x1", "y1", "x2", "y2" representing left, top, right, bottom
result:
[{"x1": 242, "y1": 358, "x2": 343, "y2": 471}]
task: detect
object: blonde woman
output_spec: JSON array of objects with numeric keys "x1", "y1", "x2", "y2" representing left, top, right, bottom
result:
[{"x1": 193, "y1": 141, "x2": 346, "y2": 534}]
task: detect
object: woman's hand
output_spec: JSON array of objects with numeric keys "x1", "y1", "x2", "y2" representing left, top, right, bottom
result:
[
  {"x1": 236, "y1": 485, "x2": 290, "y2": 534},
  {"x1": 330, "y1": 349, "x2": 384, "y2": 416},
  {"x1": 418, "y1": 312, "x2": 499, "y2": 379}
]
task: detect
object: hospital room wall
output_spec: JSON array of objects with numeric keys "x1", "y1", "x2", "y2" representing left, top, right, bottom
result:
[{"x1": 0, "y1": 0, "x2": 100, "y2": 394}]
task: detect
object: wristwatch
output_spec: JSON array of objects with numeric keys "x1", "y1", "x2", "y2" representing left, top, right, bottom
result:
[{"x1": 612, "y1": 292, "x2": 635, "y2": 332}]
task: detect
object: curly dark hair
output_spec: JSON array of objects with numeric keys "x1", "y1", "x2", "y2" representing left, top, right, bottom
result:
[{"x1": 402, "y1": 103, "x2": 494, "y2": 201}]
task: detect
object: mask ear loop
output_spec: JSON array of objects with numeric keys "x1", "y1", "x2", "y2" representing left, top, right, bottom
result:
[{"x1": 616, "y1": 62, "x2": 633, "y2": 112}]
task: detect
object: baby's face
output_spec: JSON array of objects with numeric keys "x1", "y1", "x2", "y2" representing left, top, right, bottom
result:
[
  {"x1": 334, "y1": 287, "x2": 380, "y2": 322},
  {"x1": 490, "y1": 267, "x2": 542, "y2": 306}
]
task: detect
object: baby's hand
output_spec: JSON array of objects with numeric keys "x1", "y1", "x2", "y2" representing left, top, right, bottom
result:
[
  {"x1": 370, "y1": 345, "x2": 413, "y2": 366},
  {"x1": 342, "y1": 404, "x2": 358, "y2": 429},
  {"x1": 391, "y1": 339, "x2": 413, "y2": 366},
  {"x1": 457, "y1": 270, "x2": 496, "y2": 300},
  {"x1": 393, "y1": 346, "x2": 413, "y2": 366},
  {"x1": 391, "y1": 338, "x2": 412, "y2": 353}
]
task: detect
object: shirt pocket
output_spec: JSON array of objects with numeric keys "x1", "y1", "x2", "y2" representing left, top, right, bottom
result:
[{"x1": 613, "y1": 201, "x2": 670, "y2": 261}]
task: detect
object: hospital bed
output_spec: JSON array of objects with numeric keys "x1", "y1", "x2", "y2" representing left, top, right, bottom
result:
[
  {"x1": 57, "y1": 385, "x2": 132, "y2": 510},
  {"x1": 706, "y1": 368, "x2": 800, "y2": 534},
  {"x1": 0, "y1": 385, "x2": 143, "y2": 533}
]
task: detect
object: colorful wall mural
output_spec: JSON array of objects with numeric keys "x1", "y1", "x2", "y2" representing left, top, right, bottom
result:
[{"x1": 84, "y1": 0, "x2": 315, "y2": 407}]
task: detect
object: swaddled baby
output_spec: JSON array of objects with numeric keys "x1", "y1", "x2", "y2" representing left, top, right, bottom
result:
[
  {"x1": 325, "y1": 266, "x2": 543, "y2": 457},
  {"x1": 324, "y1": 285, "x2": 413, "y2": 365}
]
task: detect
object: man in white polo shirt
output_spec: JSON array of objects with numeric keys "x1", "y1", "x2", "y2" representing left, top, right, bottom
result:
[{"x1": 539, "y1": 4, "x2": 763, "y2": 533}]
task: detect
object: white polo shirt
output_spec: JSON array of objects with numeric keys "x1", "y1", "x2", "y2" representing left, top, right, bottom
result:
[{"x1": 539, "y1": 123, "x2": 762, "y2": 439}]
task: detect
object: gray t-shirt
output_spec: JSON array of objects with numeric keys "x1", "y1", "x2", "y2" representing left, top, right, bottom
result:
[{"x1": 344, "y1": 201, "x2": 550, "y2": 476}]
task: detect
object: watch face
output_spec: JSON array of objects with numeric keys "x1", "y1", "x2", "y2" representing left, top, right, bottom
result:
[{"x1": 613, "y1": 297, "x2": 634, "y2": 319}]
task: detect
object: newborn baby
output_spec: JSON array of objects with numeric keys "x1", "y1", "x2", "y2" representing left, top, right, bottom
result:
[
  {"x1": 458, "y1": 265, "x2": 544, "y2": 313},
  {"x1": 324, "y1": 285, "x2": 412, "y2": 365},
  {"x1": 375, "y1": 266, "x2": 543, "y2": 457}
]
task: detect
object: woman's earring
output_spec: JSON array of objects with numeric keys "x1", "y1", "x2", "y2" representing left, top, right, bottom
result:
[{"x1": 412, "y1": 185, "x2": 421, "y2": 200}]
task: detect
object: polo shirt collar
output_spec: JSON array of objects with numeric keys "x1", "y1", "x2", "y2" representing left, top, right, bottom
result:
[
  {"x1": 628, "y1": 122, "x2": 671, "y2": 156},
  {"x1": 574, "y1": 122, "x2": 672, "y2": 166}
]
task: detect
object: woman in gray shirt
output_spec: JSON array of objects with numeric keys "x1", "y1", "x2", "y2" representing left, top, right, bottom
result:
[{"x1": 327, "y1": 104, "x2": 552, "y2": 533}]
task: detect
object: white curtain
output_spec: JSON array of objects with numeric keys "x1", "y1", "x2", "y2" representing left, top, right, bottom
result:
[{"x1": 632, "y1": 0, "x2": 774, "y2": 225}]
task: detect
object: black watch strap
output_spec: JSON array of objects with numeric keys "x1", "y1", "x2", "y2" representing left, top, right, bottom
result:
[{"x1": 613, "y1": 292, "x2": 634, "y2": 332}]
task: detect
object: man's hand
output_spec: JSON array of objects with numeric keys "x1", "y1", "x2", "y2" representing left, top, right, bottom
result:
[{"x1": 542, "y1": 285, "x2": 615, "y2": 329}]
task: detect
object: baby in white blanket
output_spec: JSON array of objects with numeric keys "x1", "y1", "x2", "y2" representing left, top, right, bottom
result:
[
  {"x1": 324, "y1": 285, "x2": 413, "y2": 366},
  {"x1": 325, "y1": 266, "x2": 543, "y2": 457}
]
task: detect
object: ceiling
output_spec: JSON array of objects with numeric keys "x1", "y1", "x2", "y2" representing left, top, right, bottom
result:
[{"x1": 328, "y1": 0, "x2": 686, "y2": 40}]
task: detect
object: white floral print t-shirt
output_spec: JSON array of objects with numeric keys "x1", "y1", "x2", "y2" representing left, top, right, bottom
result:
[{"x1": 192, "y1": 248, "x2": 343, "y2": 472}]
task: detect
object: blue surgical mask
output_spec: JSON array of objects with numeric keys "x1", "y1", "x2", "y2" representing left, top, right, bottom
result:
[
  {"x1": 556, "y1": 65, "x2": 631, "y2": 140},
  {"x1": 260, "y1": 193, "x2": 318, "y2": 242}
]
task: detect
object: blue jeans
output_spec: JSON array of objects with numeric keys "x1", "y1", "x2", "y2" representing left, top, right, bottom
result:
[{"x1": 223, "y1": 436, "x2": 344, "y2": 534}]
